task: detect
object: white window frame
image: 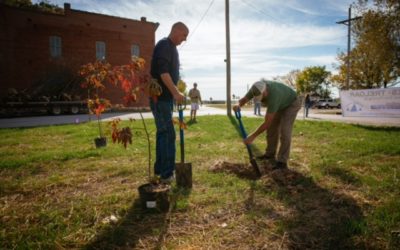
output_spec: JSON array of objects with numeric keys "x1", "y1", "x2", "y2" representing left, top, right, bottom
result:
[
  {"x1": 131, "y1": 44, "x2": 140, "y2": 57},
  {"x1": 96, "y1": 41, "x2": 106, "y2": 60},
  {"x1": 49, "y1": 36, "x2": 62, "y2": 58}
]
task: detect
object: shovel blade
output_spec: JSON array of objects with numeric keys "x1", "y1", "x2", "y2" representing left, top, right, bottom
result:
[
  {"x1": 250, "y1": 158, "x2": 262, "y2": 177},
  {"x1": 175, "y1": 163, "x2": 192, "y2": 188}
]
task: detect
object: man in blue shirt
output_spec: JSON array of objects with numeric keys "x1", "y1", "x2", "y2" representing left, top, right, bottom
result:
[{"x1": 150, "y1": 22, "x2": 188, "y2": 184}]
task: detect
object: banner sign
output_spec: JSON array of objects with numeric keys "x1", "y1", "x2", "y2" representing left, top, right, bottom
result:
[{"x1": 340, "y1": 87, "x2": 400, "y2": 117}]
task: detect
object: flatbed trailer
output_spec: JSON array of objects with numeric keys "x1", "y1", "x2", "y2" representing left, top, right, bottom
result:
[{"x1": 0, "y1": 100, "x2": 88, "y2": 116}]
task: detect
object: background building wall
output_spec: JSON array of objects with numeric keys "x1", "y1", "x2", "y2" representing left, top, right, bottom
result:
[{"x1": 0, "y1": 3, "x2": 158, "y2": 106}]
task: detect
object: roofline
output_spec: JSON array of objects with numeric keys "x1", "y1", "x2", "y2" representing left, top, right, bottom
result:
[
  {"x1": 63, "y1": 2, "x2": 159, "y2": 28},
  {"x1": 0, "y1": 2, "x2": 159, "y2": 30}
]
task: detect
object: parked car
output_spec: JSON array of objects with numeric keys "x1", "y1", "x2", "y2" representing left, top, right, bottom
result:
[{"x1": 314, "y1": 99, "x2": 341, "y2": 109}]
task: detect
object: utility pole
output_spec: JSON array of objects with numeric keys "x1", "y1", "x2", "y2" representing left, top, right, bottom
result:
[
  {"x1": 225, "y1": 0, "x2": 232, "y2": 116},
  {"x1": 336, "y1": 5, "x2": 362, "y2": 89}
]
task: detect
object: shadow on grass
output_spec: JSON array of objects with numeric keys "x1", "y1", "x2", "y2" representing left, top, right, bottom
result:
[
  {"x1": 352, "y1": 124, "x2": 400, "y2": 132},
  {"x1": 322, "y1": 166, "x2": 362, "y2": 186},
  {"x1": 85, "y1": 187, "x2": 191, "y2": 249},
  {"x1": 219, "y1": 116, "x2": 366, "y2": 248},
  {"x1": 264, "y1": 168, "x2": 365, "y2": 249},
  {"x1": 85, "y1": 198, "x2": 167, "y2": 249},
  {"x1": 186, "y1": 119, "x2": 196, "y2": 127},
  {"x1": 213, "y1": 162, "x2": 365, "y2": 248}
]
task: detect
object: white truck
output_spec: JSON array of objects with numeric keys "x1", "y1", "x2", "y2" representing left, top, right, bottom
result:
[{"x1": 314, "y1": 99, "x2": 341, "y2": 109}]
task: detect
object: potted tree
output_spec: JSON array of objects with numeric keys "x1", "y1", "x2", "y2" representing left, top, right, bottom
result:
[
  {"x1": 79, "y1": 60, "x2": 111, "y2": 148},
  {"x1": 80, "y1": 57, "x2": 187, "y2": 211},
  {"x1": 108, "y1": 57, "x2": 177, "y2": 212},
  {"x1": 89, "y1": 97, "x2": 110, "y2": 148}
]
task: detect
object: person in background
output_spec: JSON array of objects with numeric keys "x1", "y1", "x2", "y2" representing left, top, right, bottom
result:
[
  {"x1": 188, "y1": 82, "x2": 202, "y2": 122},
  {"x1": 304, "y1": 94, "x2": 311, "y2": 118},
  {"x1": 150, "y1": 22, "x2": 189, "y2": 184},
  {"x1": 233, "y1": 79, "x2": 301, "y2": 170},
  {"x1": 253, "y1": 94, "x2": 262, "y2": 116}
]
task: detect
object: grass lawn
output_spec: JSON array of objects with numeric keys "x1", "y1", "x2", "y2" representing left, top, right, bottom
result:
[{"x1": 1, "y1": 115, "x2": 399, "y2": 249}]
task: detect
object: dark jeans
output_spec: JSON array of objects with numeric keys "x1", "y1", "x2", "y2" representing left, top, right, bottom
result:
[
  {"x1": 150, "y1": 99, "x2": 176, "y2": 179},
  {"x1": 305, "y1": 103, "x2": 310, "y2": 117},
  {"x1": 254, "y1": 102, "x2": 261, "y2": 115}
]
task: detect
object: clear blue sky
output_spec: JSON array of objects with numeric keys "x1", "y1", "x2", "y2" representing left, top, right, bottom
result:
[{"x1": 36, "y1": 0, "x2": 357, "y2": 100}]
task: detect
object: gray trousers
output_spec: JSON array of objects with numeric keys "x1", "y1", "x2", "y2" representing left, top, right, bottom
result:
[{"x1": 265, "y1": 97, "x2": 301, "y2": 163}]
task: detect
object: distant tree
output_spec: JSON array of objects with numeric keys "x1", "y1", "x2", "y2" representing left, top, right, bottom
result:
[
  {"x1": 278, "y1": 69, "x2": 300, "y2": 89},
  {"x1": 34, "y1": 0, "x2": 63, "y2": 13},
  {"x1": 2, "y1": 0, "x2": 32, "y2": 7},
  {"x1": 2, "y1": 0, "x2": 63, "y2": 14},
  {"x1": 333, "y1": 0, "x2": 399, "y2": 89},
  {"x1": 296, "y1": 66, "x2": 331, "y2": 98}
]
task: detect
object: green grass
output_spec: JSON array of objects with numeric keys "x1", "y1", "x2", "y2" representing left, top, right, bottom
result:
[{"x1": 1, "y1": 115, "x2": 399, "y2": 249}]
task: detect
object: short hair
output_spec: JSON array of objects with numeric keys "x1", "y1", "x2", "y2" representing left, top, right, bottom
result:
[
  {"x1": 194, "y1": 82, "x2": 197, "y2": 86},
  {"x1": 172, "y1": 22, "x2": 188, "y2": 32}
]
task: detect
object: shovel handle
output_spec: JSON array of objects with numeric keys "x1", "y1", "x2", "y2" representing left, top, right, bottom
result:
[
  {"x1": 234, "y1": 108, "x2": 241, "y2": 119},
  {"x1": 234, "y1": 109, "x2": 254, "y2": 159},
  {"x1": 234, "y1": 109, "x2": 247, "y2": 138},
  {"x1": 178, "y1": 107, "x2": 185, "y2": 163},
  {"x1": 234, "y1": 109, "x2": 261, "y2": 177},
  {"x1": 177, "y1": 98, "x2": 187, "y2": 111}
]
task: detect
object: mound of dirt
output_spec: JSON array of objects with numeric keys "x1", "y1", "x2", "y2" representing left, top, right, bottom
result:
[
  {"x1": 209, "y1": 160, "x2": 303, "y2": 185},
  {"x1": 209, "y1": 160, "x2": 265, "y2": 180}
]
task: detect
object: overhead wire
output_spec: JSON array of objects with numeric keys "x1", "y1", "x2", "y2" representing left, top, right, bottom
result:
[
  {"x1": 180, "y1": 0, "x2": 215, "y2": 49},
  {"x1": 239, "y1": 0, "x2": 280, "y2": 23},
  {"x1": 238, "y1": 0, "x2": 348, "y2": 44}
]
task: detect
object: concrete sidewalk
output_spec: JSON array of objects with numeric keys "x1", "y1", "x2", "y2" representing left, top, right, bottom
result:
[{"x1": 0, "y1": 105, "x2": 399, "y2": 128}]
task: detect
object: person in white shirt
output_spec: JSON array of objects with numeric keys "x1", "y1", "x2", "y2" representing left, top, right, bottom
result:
[{"x1": 188, "y1": 82, "x2": 202, "y2": 122}]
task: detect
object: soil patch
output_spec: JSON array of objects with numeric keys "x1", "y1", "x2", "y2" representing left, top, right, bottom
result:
[{"x1": 209, "y1": 160, "x2": 271, "y2": 180}]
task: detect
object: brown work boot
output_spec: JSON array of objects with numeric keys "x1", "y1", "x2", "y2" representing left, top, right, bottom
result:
[
  {"x1": 272, "y1": 161, "x2": 288, "y2": 170},
  {"x1": 256, "y1": 153, "x2": 275, "y2": 161}
]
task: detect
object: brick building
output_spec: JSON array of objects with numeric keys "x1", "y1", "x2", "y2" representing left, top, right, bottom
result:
[{"x1": 0, "y1": 2, "x2": 159, "y2": 106}]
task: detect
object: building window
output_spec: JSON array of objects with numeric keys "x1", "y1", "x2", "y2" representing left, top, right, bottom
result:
[
  {"x1": 49, "y1": 36, "x2": 62, "y2": 58},
  {"x1": 96, "y1": 41, "x2": 106, "y2": 60},
  {"x1": 131, "y1": 44, "x2": 140, "y2": 57}
]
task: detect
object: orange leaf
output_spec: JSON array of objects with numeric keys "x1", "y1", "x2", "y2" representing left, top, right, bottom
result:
[{"x1": 180, "y1": 121, "x2": 187, "y2": 130}]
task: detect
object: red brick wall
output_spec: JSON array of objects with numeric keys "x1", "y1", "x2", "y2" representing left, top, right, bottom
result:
[{"x1": 0, "y1": 3, "x2": 158, "y2": 106}]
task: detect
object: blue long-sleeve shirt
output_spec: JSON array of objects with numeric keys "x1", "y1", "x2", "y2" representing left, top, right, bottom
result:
[{"x1": 150, "y1": 37, "x2": 180, "y2": 101}]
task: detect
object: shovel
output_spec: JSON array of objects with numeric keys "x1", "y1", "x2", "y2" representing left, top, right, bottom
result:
[
  {"x1": 175, "y1": 103, "x2": 193, "y2": 188},
  {"x1": 234, "y1": 109, "x2": 262, "y2": 177}
]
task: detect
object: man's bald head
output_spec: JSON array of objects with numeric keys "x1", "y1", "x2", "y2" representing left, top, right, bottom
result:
[{"x1": 169, "y1": 22, "x2": 189, "y2": 46}]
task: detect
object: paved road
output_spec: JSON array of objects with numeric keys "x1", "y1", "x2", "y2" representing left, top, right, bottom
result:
[{"x1": 0, "y1": 106, "x2": 399, "y2": 128}]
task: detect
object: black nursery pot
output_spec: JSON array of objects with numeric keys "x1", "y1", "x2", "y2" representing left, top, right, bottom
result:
[
  {"x1": 138, "y1": 183, "x2": 170, "y2": 213},
  {"x1": 94, "y1": 137, "x2": 107, "y2": 148}
]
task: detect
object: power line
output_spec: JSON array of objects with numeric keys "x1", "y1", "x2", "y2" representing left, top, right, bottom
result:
[
  {"x1": 241, "y1": 0, "x2": 322, "y2": 44},
  {"x1": 239, "y1": 0, "x2": 280, "y2": 23},
  {"x1": 186, "y1": 0, "x2": 216, "y2": 42},
  {"x1": 238, "y1": 0, "x2": 349, "y2": 43}
]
